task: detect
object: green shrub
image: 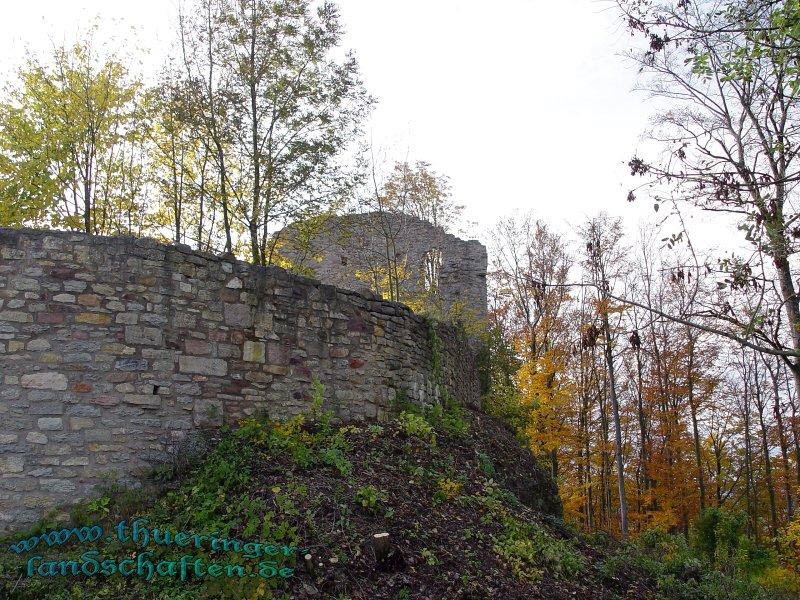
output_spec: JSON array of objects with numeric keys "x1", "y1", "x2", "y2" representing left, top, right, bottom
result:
[
  {"x1": 425, "y1": 401, "x2": 469, "y2": 436},
  {"x1": 734, "y1": 535, "x2": 775, "y2": 578},
  {"x1": 493, "y1": 516, "x2": 584, "y2": 582},
  {"x1": 481, "y1": 380, "x2": 530, "y2": 432},
  {"x1": 598, "y1": 523, "x2": 781, "y2": 600},
  {"x1": 476, "y1": 451, "x2": 496, "y2": 475},
  {"x1": 355, "y1": 485, "x2": 380, "y2": 510},
  {"x1": 397, "y1": 411, "x2": 436, "y2": 446},
  {"x1": 420, "y1": 547, "x2": 440, "y2": 566},
  {"x1": 756, "y1": 566, "x2": 800, "y2": 597},
  {"x1": 692, "y1": 507, "x2": 746, "y2": 565},
  {"x1": 656, "y1": 569, "x2": 773, "y2": 600},
  {"x1": 433, "y1": 478, "x2": 463, "y2": 503}
]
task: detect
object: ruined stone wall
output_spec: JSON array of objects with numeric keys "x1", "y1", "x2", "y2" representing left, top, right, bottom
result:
[
  {"x1": 278, "y1": 212, "x2": 488, "y2": 322},
  {"x1": 0, "y1": 228, "x2": 481, "y2": 534}
]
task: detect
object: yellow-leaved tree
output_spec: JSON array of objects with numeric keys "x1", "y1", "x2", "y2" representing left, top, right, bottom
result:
[{"x1": 517, "y1": 346, "x2": 575, "y2": 483}]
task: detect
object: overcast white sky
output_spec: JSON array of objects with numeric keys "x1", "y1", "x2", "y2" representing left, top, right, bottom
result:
[{"x1": 0, "y1": 0, "x2": 733, "y2": 252}]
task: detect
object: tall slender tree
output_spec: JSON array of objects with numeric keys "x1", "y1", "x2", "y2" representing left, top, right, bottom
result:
[
  {"x1": 0, "y1": 31, "x2": 145, "y2": 233},
  {"x1": 178, "y1": 0, "x2": 372, "y2": 264}
]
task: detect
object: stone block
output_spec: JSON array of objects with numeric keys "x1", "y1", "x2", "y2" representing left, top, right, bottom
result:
[
  {"x1": 125, "y1": 325, "x2": 162, "y2": 346},
  {"x1": 27, "y1": 469, "x2": 53, "y2": 478},
  {"x1": 21, "y1": 372, "x2": 68, "y2": 390},
  {"x1": 87, "y1": 444, "x2": 125, "y2": 452},
  {"x1": 0, "y1": 456, "x2": 24, "y2": 473},
  {"x1": 217, "y1": 344, "x2": 240, "y2": 358},
  {"x1": 37, "y1": 418, "x2": 63, "y2": 430},
  {"x1": 76, "y1": 312, "x2": 112, "y2": 325},
  {"x1": 12, "y1": 277, "x2": 38, "y2": 291},
  {"x1": 37, "y1": 312, "x2": 65, "y2": 324},
  {"x1": 26, "y1": 339, "x2": 51, "y2": 351},
  {"x1": 115, "y1": 358, "x2": 149, "y2": 371},
  {"x1": 124, "y1": 395, "x2": 162, "y2": 407},
  {"x1": 66, "y1": 405, "x2": 101, "y2": 417},
  {"x1": 77, "y1": 294, "x2": 100, "y2": 306},
  {"x1": 39, "y1": 352, "x2": 62, "y2": 364},
  {"x1": 91, "y1": 396, "x2": 120, "y2": 407},
  {"x1": 253, "y1": 306, "x2": 274, "y2": 325},
  {"x1": 116, "y1": 312, "x2": 139, "y2": 325},
  {"x1": 69, "y1": 417, "x2": 94, "y2": 431},
  {"x1": 193, "y1": 399, "x2": 223, "y2": 427},
  {"x1": 173, "y1": 313, "x2": 196, "y2": 328},
  {"x1": 224, "y1": 303, "x2": 252, "y2": 327},
  {"x1": 63, "y1": 280, "x2": 87, "y2": 292},
  {"x1": 184, "y1": 338, "x2": 211, "y2": 355},
  {"x1": 0, "y1": 311, "x2": 31, "y2": 323},
  {"x1": 40, "y1": 479, "x2": 76, "y2": 493},
  {"x1": 141, "y1": 313, "x2": 168, "y2": 326},
  {"x1": 178, "y1": 356, "x2": 227, "y2": 376},
  {"x1": 29, "y1": 401, "x2": 64, "y2": 415},
  {"x1": 83, "y1": 430, "x2": 112, "y2": 442},
  {"x1": 26, "y1": 432, "x2": 48, "y2": 444},
  {"x1": 102, "y1": 343, "x2": 135, "y2": 355},
  {"x1": 243, "y1": 341, "x2": 266, "y2": 363},
  {"x1": 93, "y1": 284, "x2": 115, "y2": 295},
  {"x1": 24, "y1": 496, "x2": 57, "y2": 508},
  {"x1": 267, "y1": 343, "x2": 289, "y2": 365},
  {"x1": 42, "y1": 444, "x2": 71, "y2": 456}
]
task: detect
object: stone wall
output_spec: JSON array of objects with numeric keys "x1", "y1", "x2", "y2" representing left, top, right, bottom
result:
[
  {"x1": 278, "y1": 212, "x2": 488, "y2": 322},
  {"x1": 0, "y1": 228, "x2": 481, "y2": 534}
]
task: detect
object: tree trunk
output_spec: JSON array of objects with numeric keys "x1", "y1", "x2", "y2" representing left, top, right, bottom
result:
[
  {"x1": 687, "y1": 330, "x2": 706, "y2": 513},
  {"x1": 248, "y1": 5, "x2": 262, "y2": 266},
  {"x1": 197, "y1": 148, "x2": 208, "y2": 251},
  {"x1": 752, "y1": 358, "x2": 777, "y2": 537},
  {"x1": 714, "y1": 439, "x2": 723, "y2": 507},
  {"x1": 785, "y1": 375, "x2": 800, "y2": 489},
  {"x1": 170, "y1": 134, "x2": 182, "y2": 243},
  {"x1": 603, "y1": 312, "x2": 629, "y2": 537},
  {"x1": 743, "y1": 360, "x2": 757, "y2": 540},
  {"x1": 757, "y1": 399, "x2": 778, "y2": 537},
  {"x1": 768, "y1": 360, "x2": 794, "y2": 520},
  {"x1": 635, "y1": 346, "x2": 650, "y2": 508},
  {"x1": 772, "y1": 250, "x2": 800, "y2": 397},
  {"x1": 213, "y1": 138, "x2": 233, "y2": 254},
  {"x1": 83, "y1": 177, "x2": 92, "y2": 234}
]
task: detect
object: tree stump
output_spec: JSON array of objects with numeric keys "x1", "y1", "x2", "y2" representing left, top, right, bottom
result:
[{"x1": 372, "y1": 532, "x2": 405, "y2": 572}]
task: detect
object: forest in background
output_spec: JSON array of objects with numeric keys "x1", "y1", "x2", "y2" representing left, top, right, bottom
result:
[{"x1": 2, "y1": 0, "x2": 800, "y2": 593}]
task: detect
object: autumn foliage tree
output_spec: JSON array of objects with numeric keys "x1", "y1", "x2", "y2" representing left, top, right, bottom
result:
[
  {"x1": 0, "y1": 31, "x2": 145, "y2": 234},
  {"x1": 484, "y1": 209, "x2": 799, "y2": 548}
]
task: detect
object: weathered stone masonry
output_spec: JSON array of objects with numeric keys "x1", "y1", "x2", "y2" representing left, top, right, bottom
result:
[
  {"x1": 279, "y1": 212, "x2": 489, "y2": 322},
  {"x1": 0, "y1": 228, "x2": 482, "y2": 533}
]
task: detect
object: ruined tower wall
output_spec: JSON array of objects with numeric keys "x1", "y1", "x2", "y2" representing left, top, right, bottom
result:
[
  {"x1": 278, "y1": 212, "x2": 488, "y2": 322},
  {"x1": 0, "y1": 228, "x2": 481, "y2": 533}
]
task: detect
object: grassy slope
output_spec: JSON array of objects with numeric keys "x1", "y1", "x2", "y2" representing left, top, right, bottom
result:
[{"x1": 0, "y1": 401, "x2": 786, "y2": 600}]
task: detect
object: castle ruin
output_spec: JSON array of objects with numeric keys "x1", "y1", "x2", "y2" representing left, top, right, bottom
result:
[
  {"x1": 0, "y1": 227, "x2": 484, "y2": 533},
  {"x1": 276, "y1": 212, "x2": 488, "y2": 323}
]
